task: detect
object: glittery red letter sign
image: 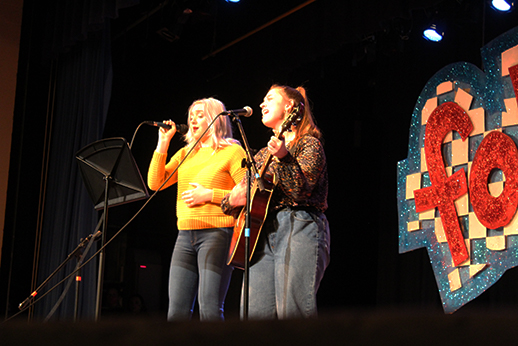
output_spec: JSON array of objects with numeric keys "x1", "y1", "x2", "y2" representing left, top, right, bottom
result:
[
  {"x1": 469, "y1": 131, "x2": 518, "y2": 229},
  {"x1": 398, "y1": 28, "x2": 518, "y2": 313},
  {"x1": 511, "y1": 64, "x2": 518, "y2": 99},
  {"x1": 414, "y1": 102, "x2": 473, "y2": 266}
]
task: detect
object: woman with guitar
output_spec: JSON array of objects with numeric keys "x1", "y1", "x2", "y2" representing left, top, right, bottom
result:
[
  {"x1": 148, "y1": 98, "x2": 246, "y2": 321},
  {"x1": 222, "y1": 85, "x2": 330, "y2": 319}
]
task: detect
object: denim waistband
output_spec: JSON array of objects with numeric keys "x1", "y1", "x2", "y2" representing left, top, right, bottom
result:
[{"x1": 277, "y1": 205, "x2": 321, "y2": 215}]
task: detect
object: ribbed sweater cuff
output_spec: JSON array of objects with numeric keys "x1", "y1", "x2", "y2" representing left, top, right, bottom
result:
[{"x1": 212, "y1": 188, "x2": 229, "y2": 204}]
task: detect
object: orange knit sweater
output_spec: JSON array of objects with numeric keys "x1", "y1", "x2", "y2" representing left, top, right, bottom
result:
[{"x1": 148, "y1": 144, "x2": 246, "y2": 230}]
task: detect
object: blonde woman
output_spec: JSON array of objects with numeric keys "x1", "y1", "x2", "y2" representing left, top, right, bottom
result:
[{"x1": 148, "y1": 98, "x2": 246, "y2": 321}]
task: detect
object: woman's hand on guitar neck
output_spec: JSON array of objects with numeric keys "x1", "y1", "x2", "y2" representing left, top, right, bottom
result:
[{"x1": 267, "y1": 136, "x2": 288, "y2": 160}]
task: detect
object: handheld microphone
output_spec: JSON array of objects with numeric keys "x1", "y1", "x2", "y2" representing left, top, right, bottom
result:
[
  {"x1": 223, "y1": 106, "x2": 253, "y2": 117},
  {"x1": 144, "y1": 121, "x2": 189, "y2": 135}
]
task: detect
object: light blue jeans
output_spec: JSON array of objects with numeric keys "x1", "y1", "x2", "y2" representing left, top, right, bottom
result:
[
  {"x1": 167, "y1": 227, "x2": 233, "y2": 321},
  {"x1": 243, "y1": 208, "x2": 331, "y2": 319}
]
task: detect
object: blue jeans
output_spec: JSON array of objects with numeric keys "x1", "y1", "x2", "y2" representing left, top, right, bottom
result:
[
  {"x1": 243, "y1": 208, "x2": 331, "y2": 319},
  {"x1": 167, "y1": 227, "x2": 233, "y2": 321}
]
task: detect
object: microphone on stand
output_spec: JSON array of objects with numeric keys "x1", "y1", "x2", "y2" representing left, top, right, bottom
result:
[
  {"x1": 223, "y1": 106, "x2": 253, "y2": 117},
  {"x1": 144, "y1": 121, "x2": 189, "y2": 134}
]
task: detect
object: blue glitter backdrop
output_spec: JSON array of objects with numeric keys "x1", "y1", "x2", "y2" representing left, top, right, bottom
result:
[{"x1": 397, "y1": 26, "x2": 518, "y2": 313}]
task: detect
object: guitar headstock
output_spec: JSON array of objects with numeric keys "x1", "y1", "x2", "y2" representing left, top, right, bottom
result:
[
  {"x1": 261, "y1": 103, "x2": 304, "y2": 177},
  {"x1": 279, "y1": 103, "x2": 303, "y2": 136}
]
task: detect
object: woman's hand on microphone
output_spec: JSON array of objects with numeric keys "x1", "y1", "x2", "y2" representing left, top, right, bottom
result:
[
  {"x1": 156, "y1": 120, "x2": 177, "y2": 153},
  {"x1": 159, "y1": 120, "x2": 177, "y2": 138}
]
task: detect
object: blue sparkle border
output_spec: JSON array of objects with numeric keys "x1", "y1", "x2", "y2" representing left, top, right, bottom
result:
[{"x1": 397, "y1": 26, "x2": 518, "y2": 313}]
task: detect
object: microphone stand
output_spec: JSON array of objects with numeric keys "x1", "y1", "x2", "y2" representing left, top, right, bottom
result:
[
  {"x1": 44, "y1": 227, "x2": 101, "y2": 322},
  {"x1": 13, "y1": 124, "x2": 201, "y2": 322},
  {"x1": 17, "y1": 220, "x2": 102, "y2": 318},
  {"x1": 227, "y1": 110, "x2": 262, "y2": 320}
]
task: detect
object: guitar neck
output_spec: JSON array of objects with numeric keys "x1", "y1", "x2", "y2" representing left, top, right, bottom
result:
[{"x1": 258, "y1": 128, "x2": 288, "y2": 180}]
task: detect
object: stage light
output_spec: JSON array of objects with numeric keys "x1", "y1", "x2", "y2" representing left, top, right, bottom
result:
[
  {"x1": 491, "y1": 0, "x2": 514, "y2": 12},
  {"x1": 423, "y1": 24, "x2": 444, "y2": 42},
  {"x1": 225, "y1": 0, "x2": 240, "y2": 2}
]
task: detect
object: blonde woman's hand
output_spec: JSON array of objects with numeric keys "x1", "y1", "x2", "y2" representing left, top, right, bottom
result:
[
  {"x1": 181, "y1": 183, "x2": 212, "y2": 207},
  {"x1": 156, "y1": 120, "x2": 177, "y2": 153}
]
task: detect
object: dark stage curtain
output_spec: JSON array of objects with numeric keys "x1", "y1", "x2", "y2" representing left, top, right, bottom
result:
[
  {"x1": 34, "y1": 29, "x2": 112, "y2": 321},
  {"x1": 13, "y1": 0, "x2": 139, "y2": 321}
]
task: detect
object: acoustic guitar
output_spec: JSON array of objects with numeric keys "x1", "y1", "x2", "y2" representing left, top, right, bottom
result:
[{"x1": 227, "y1": 105, "x2": 302, "y2": 269}]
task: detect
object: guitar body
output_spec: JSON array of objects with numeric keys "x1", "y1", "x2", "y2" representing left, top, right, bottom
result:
[
  {"x1": 227, "y1": 104, "x2": 302, "y2": 269},
  {"x1": 227, "y1": 176, "x2": 274, "y2": 269}
]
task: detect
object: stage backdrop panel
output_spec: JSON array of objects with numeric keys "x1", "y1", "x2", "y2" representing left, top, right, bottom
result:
[{"x1": 398, "y1": 25, "x2": 518, "y2": 313}]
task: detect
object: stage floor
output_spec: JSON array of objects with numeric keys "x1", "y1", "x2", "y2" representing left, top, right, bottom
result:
[{"x1": 1, "y1": 308, "x2": 518, "y2": 345}]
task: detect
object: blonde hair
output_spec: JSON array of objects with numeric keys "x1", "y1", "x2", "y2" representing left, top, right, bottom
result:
[
  {"x1": 183, "y1": 98, "x2": 239, "y2": 149},
  {"x1": 270, "y1": 85, "x2": 322, "y2": 143}
]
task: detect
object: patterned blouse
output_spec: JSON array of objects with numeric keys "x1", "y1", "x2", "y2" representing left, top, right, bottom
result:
[{"x1": 222, "y1": 134, "x2": 328, "y2": 216}]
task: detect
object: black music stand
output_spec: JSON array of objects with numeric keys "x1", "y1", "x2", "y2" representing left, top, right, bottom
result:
[{"x1": 76, "y1": 137, "x2": 149, "y2": 320}]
